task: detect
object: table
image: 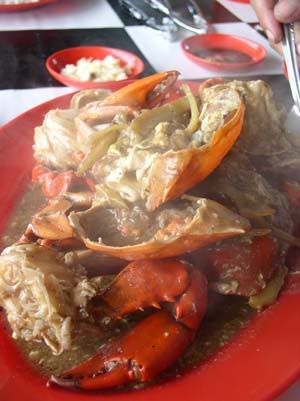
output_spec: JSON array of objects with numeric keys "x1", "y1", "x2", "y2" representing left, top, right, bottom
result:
[
  {"x1": 0, "y1": 0, "x2": 286, "y2": 124},
  {"x1": 0, "y1": 1, "x2": 297, "y2": 400}
]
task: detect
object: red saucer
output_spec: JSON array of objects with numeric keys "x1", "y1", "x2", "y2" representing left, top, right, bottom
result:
[
  {"x1": 46, "y1": 46, "x2": 145, "y2": 90},
  {"x1": 0, "y1": 0, "x2": 57, "y2": 12},
  {"x1": 228, "y1": 0, "x2": 250, "y2": 3},
  {"x1": 181, "y1": 33, "x2": 266, "y2": 71}
]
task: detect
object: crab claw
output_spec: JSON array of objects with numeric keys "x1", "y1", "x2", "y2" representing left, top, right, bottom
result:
[
  {"x1": 100, "y1": 259, "x2": 190, "y2": 317},
  {"x1": 190, "y1": 236, "x2": 279, "y2": 297},
  {"x1": 50, "y1": 260, "x2": 207, "y2": 390},
  {"x1": 100, "y1": 71, "x2": 179, "y2": 109},
  {"x1": 50, "y1": 310, "x2": 192, "y2": 390}
]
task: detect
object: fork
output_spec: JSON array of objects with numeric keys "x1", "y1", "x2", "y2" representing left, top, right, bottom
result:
[{"x1": 282, "y1": 23, "x2": 300, "y2": 134}]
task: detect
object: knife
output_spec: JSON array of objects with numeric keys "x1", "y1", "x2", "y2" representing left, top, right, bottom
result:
[
  {"x1": 118, "y1": 0, "x2": 179, "y2": 41},
  {"x1": 281, "y1": 23, "x2": 300, "y2": 136},
  {"x1": 149, "y1": 0, "x2": 213, "y2": 35}
]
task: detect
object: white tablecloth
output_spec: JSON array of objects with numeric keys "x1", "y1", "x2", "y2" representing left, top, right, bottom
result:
[
  {"x1": 126, "y1": 22, "x2": 282, "y2": 80},
  {"x1": 0, "y1": 87, "x2": 73, "y2": 125},
  {"x1": 216, "y1": 0, "x2": 259, "y2": 23},
  {"x1": 0, "y1": 0, "x2": 123, "y2": 30}
]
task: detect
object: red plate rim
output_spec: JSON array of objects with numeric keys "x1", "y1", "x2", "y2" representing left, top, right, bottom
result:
[
  {"x1": 46, "y1": 46, "x2": 145, "y2": 90},
  {"x1": 181, "y1": 33, "x2": 266, "y2": 71},
  {"x1": 0, "y1": 0, "x2": 57, "y2": 12},
  {"x1": 228, "y1": 0, "x2": 250, "y2": 3},
  {"x1": 0, "y1": 81, "x2": 300, "y2": 401}
]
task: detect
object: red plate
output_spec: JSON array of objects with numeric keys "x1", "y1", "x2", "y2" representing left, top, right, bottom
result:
[
  {"x1": 0, "y1": 0, "x2": 57, "y2": 12},
  {"x1": 181, "y1": 33, "x2": 266, "y2": 71},
  {"x1": 46, "y1": 46, "x2": 145, "y2": 90},
  {"x1": 1, "y1": 82, "x2": 300, "y2": 401}
]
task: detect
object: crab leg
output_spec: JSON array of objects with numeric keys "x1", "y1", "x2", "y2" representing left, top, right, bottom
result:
[
  {"x1": 30, "y1": 199, "x2": 74, "y2": 240},
  {"x1": 190, "y1": 236, "x2": 279, "y2": 297},
  {"x1": 32, "y1": 164, "x2": 95, "y2": 198}
]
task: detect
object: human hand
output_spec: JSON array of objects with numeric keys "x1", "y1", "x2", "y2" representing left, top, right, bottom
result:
[{"x1": 251, "y1": 0, "x2": 300, "y2": 54}]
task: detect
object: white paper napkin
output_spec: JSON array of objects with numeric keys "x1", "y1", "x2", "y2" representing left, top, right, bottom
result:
[
  {"x1": 126, "y1": 22, "x2": 282, "y2": 80},
  {"x1": 216, "y1": 0, "x2": 259, "y2": 23},
  {"x1": 0, "y1": 0, "x2": 123, "y2": 31},
  {"x1": 0, "y1": 86, "x2": 74, "y2": 126}
]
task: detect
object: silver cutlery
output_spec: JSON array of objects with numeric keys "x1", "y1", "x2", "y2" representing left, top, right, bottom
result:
[
  {"x1": 119, "y1": 0, "x2": 179, "y2": 40},
  {"x1": 119, "y1": 0, "x2": 212, "y2": 40},
  {"x1": 150, "y1": 0, "x2": 213, "y2": 35},
  {"x1": 282, "y1": 23, "x2": 300, "y2": 135}
]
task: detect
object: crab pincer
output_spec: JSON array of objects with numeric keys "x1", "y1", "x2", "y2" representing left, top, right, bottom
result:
[
  {"x1": 75, "y1": 71, "x2": 179, "y2": 137},
  {"x1": 49, "y1": 259, "x2": 207, "y2": 390},
  {"x1": 99, "y1": 70, "x2": 179, "y2": 109}
]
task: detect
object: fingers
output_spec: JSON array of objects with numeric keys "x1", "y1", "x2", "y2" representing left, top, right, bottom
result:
[
  {"x1": 274, "y1": 0, "x2": 300, "y2": 23},
  {"x1": 251, "y1": 0, "x2": 300, "y2": 58},
  {"x1": 250, "y1": 0, "x2": 282, "y2": 43},
  {"x1": 271, "y1": 22, "x2": 300, "y2": 62}
]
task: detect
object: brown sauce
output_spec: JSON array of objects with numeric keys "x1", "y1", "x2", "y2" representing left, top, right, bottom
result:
[
  {"x1": 1, "y1": 184, "x2": 45, "y2": 250},
  {"x1": 80, "y1": 200, "x2": 195, "y2": 246},
  {"x1": 196, "y1": 48, "x2": 252, "y2": 64},
  {"x1": 1, "y1": 184, "x2": 255, "y2": 387},
  {"x1": 15, "y1": 294, "x2": 253, "y2": 389}
]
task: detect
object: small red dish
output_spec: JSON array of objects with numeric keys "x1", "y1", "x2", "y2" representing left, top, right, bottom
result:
[
  {"x1": 228, "y1": 0, "x2": 250, "y2": 3},
  {"x1": 181, "y1": 33, "x2": 266, "y2": 71},
  {"x1": 0, "y1": 0, "x2": 57, "y2": 12},
  {"x1": 46, "y1": 46, "x2": 145, "y2": 90}
]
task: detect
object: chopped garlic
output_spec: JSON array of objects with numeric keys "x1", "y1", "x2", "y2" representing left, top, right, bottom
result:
[{"x1": 61, "y1": 56, "x2": 132, "y2": 83}]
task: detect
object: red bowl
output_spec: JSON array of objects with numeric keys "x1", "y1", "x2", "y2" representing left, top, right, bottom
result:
[
  {"x1": 1, "y1": 80, "x2": 300, "y2": 401},
  {"x1": 46, "y1": 46, "x2": 145, "y2": 90},
  {"x1": 228, "y1": 0, "x2": 250, "y2": 3},
  {"x1": 181, "y1": 33, "x2": 266, "y2": 71},
  {"x1": 0, "y1": 0, "x2": 57, "y2": 12}
]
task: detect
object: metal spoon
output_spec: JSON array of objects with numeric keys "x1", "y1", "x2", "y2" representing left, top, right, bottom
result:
[{"x1": 282, "y1": 23, "x2": 300, "y2": 134}]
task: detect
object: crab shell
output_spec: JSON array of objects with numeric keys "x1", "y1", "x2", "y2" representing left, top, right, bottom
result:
[
  {"x1": 69, "y1": 197, "x2": 251, "y2": 261},
  {"x1": 147, "y1": 96, "x2": 245, "y2": 210}
]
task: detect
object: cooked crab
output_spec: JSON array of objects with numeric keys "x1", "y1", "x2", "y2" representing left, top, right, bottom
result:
[
  {"x1": 0, "y1": 73, "x2": 295, "y2": 393},
  {"x1": 33, "y1": 72, "x2": 245, "y2": 211}
]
